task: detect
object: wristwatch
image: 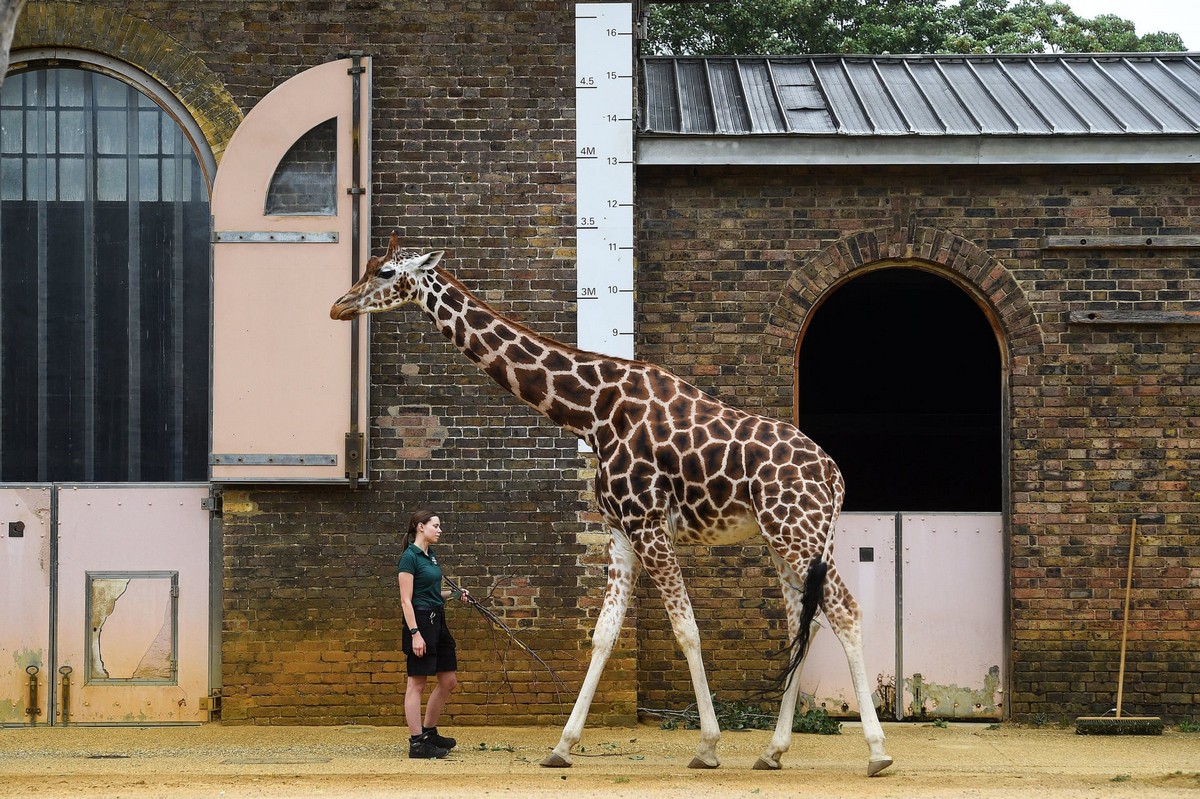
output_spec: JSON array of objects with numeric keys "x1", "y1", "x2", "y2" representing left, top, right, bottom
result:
[{"x1": 409, "y1": 628, "x2": 420, "y2": 635}]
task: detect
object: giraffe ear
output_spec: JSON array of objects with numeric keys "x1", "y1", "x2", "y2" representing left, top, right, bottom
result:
[{"x1": 416, "y1": 250, "x2": 444, "y2": 271}]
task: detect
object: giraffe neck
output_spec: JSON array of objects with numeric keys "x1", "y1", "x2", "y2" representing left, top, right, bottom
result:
[{"x1": 415, "y1": 268, "x2": 614, "y2": 441}]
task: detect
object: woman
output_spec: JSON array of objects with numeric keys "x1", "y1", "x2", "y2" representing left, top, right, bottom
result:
[{"x1": 398, "y1": 509, "x2": 471, "y2": 759}]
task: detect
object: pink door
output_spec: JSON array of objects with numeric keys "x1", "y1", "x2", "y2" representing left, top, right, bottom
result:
[
  {"x1": 54, "y1": 486, "x2": 211, "y2": 724},
  {"x1": 798, "y1": 512, "x2": 1005, "y2": 720},
  {"x1": 0, "y1": 488, "x2": 52, "y2": 725},
  {"x1": 798, "y1": 513, "x2": 898, "y2": 718},
  {"x1": 211, "y1": 57, "x2": 372, "y2": 483},
  {"x1": 901, "y1": 513, "x2": 1005, "y2": 720}
]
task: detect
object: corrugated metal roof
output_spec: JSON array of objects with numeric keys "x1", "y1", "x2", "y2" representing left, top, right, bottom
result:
[{"x1": 641, "y1": 53, "x2": 1200, "y2": 137}]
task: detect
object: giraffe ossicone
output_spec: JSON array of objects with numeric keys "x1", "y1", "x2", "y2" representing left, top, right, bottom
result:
[{"x1": 331, "y1": 234, "x2": 893, "y2": 777}]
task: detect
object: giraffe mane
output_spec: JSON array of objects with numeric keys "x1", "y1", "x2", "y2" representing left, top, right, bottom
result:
[{"x1": 434, "y1": 264, "x2": 646, "y2": 368}]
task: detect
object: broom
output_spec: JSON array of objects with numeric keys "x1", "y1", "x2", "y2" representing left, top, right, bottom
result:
[{"x1": 1075, "y1": 518, "x2": 1164, "y2": 735}]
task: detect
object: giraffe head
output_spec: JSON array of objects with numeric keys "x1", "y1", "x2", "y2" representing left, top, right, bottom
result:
[{"x1": 330, "y1": 233, "x2": 444, "y2": 320}]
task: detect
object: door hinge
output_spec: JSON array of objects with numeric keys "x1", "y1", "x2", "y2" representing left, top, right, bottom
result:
[
  {"x1": 201, "y1": 489, "x2": 223, "y2": 515},
  {"x1": 345, "y1": 432, "x2": 365, "y2": 487},
  {"x1": 198, "y1": 692, "x2": 222, "y2": 713}
]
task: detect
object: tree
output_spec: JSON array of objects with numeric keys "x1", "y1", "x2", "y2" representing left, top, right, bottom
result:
[
  {"x1": 643, "y1": 0, "x2": 1186, "y2": 55},
  {"x1": 1, "y1": 0, "x2": 25, "y2": 91}
]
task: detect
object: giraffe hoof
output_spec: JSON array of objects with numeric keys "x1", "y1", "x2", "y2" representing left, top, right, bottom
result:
[
  {"x1": 688, "y1": 756, "x2": 720, "y2": 769},
  {"x1": 867, "y1": 757, "x2": 894, "y2": 777},
  {"x1": 753, "y1": 756, "x2": 781, "y2": 770},
  {"x1": 540, "y1": 752, "x2": 573, "y2": 768}
]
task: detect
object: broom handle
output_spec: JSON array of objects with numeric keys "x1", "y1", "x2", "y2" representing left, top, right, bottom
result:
[{"x1": 1114, "y1": 518, "x2": 1137, "y2": 719}]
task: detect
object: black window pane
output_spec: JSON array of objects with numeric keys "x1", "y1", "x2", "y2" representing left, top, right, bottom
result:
[{"x1": 0, "y1": 67, "x2": 210, "y2": 483}]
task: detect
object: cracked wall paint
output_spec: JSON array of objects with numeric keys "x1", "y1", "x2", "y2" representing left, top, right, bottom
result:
[
  {"x1": 908, "y1": 665, "x2": 1002, "y2": 718},
  {"x1": 89, "y1": 578, "x2": 173, "y2": 681}
]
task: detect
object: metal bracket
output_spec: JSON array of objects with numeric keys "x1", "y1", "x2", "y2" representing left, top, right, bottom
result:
[
  {"x1": 210, "y1": 454, "x2": 338, "y2": 466},
  {"x1": 201, "y1": 489, "x2": 223, "y2": 514},
  {"x1": 346, "y1": 186, "x2": 366, "y2": 195},
  {"x1": 345, "y1": 432, "x2": 365, "y2": 487},
  {"x1": 212, "y1": 231, "x2": 339, "y2": 244}
]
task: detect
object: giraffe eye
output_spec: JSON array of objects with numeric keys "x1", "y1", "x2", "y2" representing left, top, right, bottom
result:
[{"x1": 377, "y1": 266, "x2": 396, "y2": 280}]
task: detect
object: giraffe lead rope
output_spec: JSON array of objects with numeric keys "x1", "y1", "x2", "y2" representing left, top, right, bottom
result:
[{"x1": 443, "y1": 575, "x2": 567, "y2": 703}]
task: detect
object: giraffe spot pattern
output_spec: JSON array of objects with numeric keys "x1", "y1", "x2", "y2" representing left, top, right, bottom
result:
[{"x1": 329, "y1": 242, "x2": 862, "y2": 662}]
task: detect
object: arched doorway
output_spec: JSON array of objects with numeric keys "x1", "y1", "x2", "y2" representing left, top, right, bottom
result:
[
  {"x1": 1, "y1": 55, "x2": 214, "y2": 725},
  {"x1": 797, "y1": 267, "x2": 1001, "y2": 512},
  {"x1": 793, "y1": 265, "x2": 1007, "y2": 721}
]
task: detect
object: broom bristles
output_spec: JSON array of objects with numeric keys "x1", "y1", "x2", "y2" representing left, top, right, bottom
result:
[{"x1": 1075, "y1": 715, "x2": 1164, "y2": 735}]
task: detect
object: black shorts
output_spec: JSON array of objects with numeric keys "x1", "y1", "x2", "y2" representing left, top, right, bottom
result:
[{"x1": 403, "y1": 606, "x2": 458, "y2": 677}]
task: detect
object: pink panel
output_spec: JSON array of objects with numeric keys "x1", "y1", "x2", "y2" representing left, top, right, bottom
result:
[
  {"x1": 55, "y1": 486, "x2": 210, "y2": 724},
  {"x1": 0, "y1": 488, "x2": 52, "y2": 724},
  {"x1": 901, "y1": 513, "x2": 1005, "y2": 719},
  {"x1": 211, "y1": 58, "x2": 371, "y2": 482},
  {"x1": 797, "y1": 513, "x2": 898, "y2": 718}
]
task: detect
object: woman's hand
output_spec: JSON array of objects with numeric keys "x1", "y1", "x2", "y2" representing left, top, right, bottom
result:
[
  {"x1": 457, "y1": 587, "x2": 471, "y2": 604},
  {"x1": 412, "y1": 631, "x2": 426, "y2": 657}
]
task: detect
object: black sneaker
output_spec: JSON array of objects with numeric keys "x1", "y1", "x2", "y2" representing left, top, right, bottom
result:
[
  {"x1": 422, "y1": 726, "x2": 457, "y2": 750},
  {"x1": 409, "y1": 733, "x2": 450, "y2": 759}
]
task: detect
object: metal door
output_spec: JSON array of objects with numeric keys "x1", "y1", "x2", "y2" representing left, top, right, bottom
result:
[
  {"x1": 798, "y1": 512, "x2": 1004, "y2": 720},
  {"x1": 211, "y1": 57, "x2": 372, "y2": 484},
  {"x1": 0, "y1": 488, "x2": 52, "y2": 725},
  {"x1": 54, "y1": 485, "x2": 210, "y2": 724},
  {"x1": 900, "y1": 513, "x2": 1005, "y2": 720},
  {"x1": 798, "y1": 513, "x2": 897, "y2": 718}
]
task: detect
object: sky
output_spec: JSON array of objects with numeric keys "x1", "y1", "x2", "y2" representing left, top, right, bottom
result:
[{"x1": 1063, "y1": 0, "x2": 1200, "y2": 49}]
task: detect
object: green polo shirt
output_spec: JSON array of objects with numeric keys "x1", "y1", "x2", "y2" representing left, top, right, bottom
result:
[{"x1": 397, "y1": 543, "x2": 445, "y2": 607}]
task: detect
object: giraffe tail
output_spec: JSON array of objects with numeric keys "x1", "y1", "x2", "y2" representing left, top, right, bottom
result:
[
  {"x1": 763, "y1": 551, "x2": 830, "y2": 695},
  {"x1": 786, "y1": 556, "x2": 828, "y2": 683}
]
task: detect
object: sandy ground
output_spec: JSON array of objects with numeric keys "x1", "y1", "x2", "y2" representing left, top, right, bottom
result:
[{"x1": 1, "y1": 721, "x2": 1197, "y2": 799}]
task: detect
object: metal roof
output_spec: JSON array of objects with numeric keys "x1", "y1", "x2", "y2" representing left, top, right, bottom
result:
[{"x1": 639, "y1": 53, "x2": 1200, "y2": 165}]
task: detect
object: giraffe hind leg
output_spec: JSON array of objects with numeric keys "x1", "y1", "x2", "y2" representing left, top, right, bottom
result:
[
  {"x1": 823, "y1": 567, "x2": 893, "y2": 776},
  {"x1": 756, "y1": 549, "x2": 825, "y2": 770}
]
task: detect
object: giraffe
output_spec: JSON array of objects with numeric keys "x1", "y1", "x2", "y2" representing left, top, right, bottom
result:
[{"x1": 330, "y1": 234, "x2": 893, "y2": 777}]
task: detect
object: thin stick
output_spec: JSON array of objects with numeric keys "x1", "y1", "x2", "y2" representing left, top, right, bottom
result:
[
  {"x1": 1114, "y1": 518, "x2": 1136, "y2": 719},
  {"x1": 443, "y1": 575, "x2": 568, "y2": 706}
]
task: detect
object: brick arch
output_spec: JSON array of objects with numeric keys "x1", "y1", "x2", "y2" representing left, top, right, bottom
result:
[
  {"x1": 13, "y1": 1, "x2": 241, "y2": 165},
  {"x1": 767, "y1": 226, "x2": 1043, "y2": 374}
]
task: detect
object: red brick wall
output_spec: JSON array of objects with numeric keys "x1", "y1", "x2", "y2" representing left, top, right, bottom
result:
[
  {"x1": 16, "y1": 1, "x2": 1197, "y2": 727},
  {"x1": 635, "y1": 164, "x2": 1199, "y2": 723},
  {"x1": 16, "y1": 0, "x2": 635, "y2": 726}
]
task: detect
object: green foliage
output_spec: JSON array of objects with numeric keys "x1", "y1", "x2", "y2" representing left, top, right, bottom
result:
[
  {"x1": 648, "y1": 697, "x2": 841, "y2": 735},
  {"x1": 644, "y1": 0, "x2": 1186, "y2": 56},
  {"x1": 792, "y1": 707, "x2": 843, "y2": 735},
  {"x1": 1179, "y1": 721, "x2": 1200, "y2": 733}
]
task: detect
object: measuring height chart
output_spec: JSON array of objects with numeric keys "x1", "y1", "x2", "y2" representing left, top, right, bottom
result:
[{"x1": 575, "y1": 3, "x2": 635, "y2": 362}]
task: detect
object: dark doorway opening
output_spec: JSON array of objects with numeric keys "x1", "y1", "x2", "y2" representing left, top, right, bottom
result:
[{"x1": 797, "y1": 268, "x2": 1001, "y2": 512}]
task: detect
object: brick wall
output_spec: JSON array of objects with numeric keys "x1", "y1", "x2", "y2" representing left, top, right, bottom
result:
[
  {"x1": 14, "y1": 0, "x2": 637, "y2": 726},
  {"x1": 15, "y1": 1, "x2": 1197, "y2": 727},
  {"x1": 635, "y1": 164, "x2": 1199, "y2": 723}
]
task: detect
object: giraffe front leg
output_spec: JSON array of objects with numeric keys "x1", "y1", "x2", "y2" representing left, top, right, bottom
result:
[
  {"x1": 542, "y1": 531, "x2": 637, "y2": 768},
  {"x1": 636, "y1": 539, "x2": 721, "y2": 769}
]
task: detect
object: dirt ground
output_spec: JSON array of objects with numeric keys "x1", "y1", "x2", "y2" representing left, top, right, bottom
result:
[{"x1": 1, "y1": 721, "x2": 1197, "y2": 799}]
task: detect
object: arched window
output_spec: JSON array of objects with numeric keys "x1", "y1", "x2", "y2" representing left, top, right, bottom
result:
[{"x1": 0, "y1": 64, "x2": 211, "y2": 482}]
